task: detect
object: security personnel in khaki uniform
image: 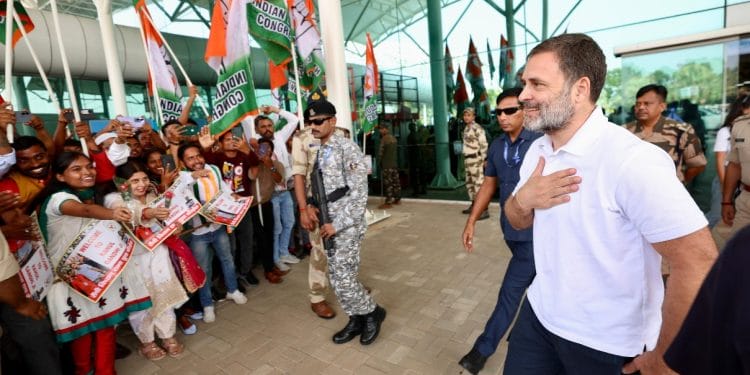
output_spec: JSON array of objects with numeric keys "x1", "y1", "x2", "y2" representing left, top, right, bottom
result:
[
  {"x1": 625, "y1": 84, "x2": 707, "y2": 184},
  {"x1": 723, "y1": 114, "x2": 750, "y2": 236},
  {"x1": 462, "y1": 108, "x2": 489, "y2": 216},
  {"x1": 305, "y1": 99, "x2": 385, "y2": 346},
  {"x1": 292, "y1": 121, "x2": 337, "y2": 320}
]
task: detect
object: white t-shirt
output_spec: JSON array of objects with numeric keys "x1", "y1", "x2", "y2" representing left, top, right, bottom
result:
[
  {"x1": 714, "y1": 126, "x2": 731, "y2": 167},
  {"x1": 514, "y1": 107, "x2": 707, "y2": 356}
]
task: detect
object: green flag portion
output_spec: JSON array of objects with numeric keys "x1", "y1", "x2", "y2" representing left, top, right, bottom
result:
[
  {"x1": 362, "y1": 96, "x2": 378, "y2": 134},
  {"x1": 297, "y1": 51, "x2": 325, "y2": 92},
  {"x1": 247, "y1": 0, "x2": 292, "y2": 66},
  {"x1": 211, "y1": 58, "x2": 259, "y2": 135}
]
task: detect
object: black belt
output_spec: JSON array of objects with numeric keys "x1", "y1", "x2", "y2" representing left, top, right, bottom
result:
[{"x1": 465, "y1": 153, "x2": 479, "y2": 159}]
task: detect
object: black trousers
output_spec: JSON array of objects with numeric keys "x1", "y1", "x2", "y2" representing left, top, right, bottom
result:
[{"x1": 250, "y1": 201, "x2": 275, "y2": 272}]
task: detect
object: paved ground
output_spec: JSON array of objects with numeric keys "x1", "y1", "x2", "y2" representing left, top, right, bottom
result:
[{"x1": 117, "y1": 198, "x2": 512, "y2": 374}]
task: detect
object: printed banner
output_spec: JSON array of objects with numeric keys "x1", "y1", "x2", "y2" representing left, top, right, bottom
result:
[
  {"x1": 56, "y1": 220, "x2": 135, "y2": 303},
  {"x1": 200, "y1": 190, "x2": 253, "y2": 227},
  {"x1": 9, "y1": 214, "x2": 52, "y2": 301},
  {"x1": 124, "y1": 177, "x2": 202, "y2": 251}
]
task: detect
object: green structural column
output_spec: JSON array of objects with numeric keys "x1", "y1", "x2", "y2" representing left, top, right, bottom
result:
[
  {"x1": 504, "y1": 0, "x2": 517, "y2": 89},
  {"x1": 427, "y1": 0, "x2": 460, "y2": 189}
]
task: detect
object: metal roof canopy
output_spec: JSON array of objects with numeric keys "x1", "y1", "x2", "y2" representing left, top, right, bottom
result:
[{"x1": 31, "y1": 0, "x2": 464, "y2": 47}]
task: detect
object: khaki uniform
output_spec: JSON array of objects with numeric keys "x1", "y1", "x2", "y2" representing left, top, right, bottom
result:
[
  {"x1": 727, "y1": 115, "x2": 750, "y2": 236},
  {"x1": 379, "y1": 133, "x2": 400, "y2": 203},
  {"x1": 462, "y1": 122, "x2": 488, "y2": 200},
  {"x1": 292, "y1": 128, "x2": 329, "y2": 303},
  {"x1": 625, "y1": 116, "x2": 707, "y2": 183}
]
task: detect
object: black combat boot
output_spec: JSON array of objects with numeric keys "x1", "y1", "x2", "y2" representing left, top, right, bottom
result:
[
  {"x1": 332, "y1": 315, "x2": 363, "y2": 344},
  {"x1": 462, "y1": 201, "x2": 473, "y2": 214},
  {"x1": 360, "y1": 305, "x2": 386, "y2": 345}
]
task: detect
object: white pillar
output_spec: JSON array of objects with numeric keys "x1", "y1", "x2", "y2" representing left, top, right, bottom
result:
[
  {"x1": 317, "y1": 0, "x2": 352, "y2": 136},
  {"x1": 93, "y1": 0, "x2": 128, "y2": 116}
]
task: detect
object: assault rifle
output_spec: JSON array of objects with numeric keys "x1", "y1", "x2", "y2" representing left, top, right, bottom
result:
[{"x1": 311, "y1": 166, "x2": 335, "y2": 255}]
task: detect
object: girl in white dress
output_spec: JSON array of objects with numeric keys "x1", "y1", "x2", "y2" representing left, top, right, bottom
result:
[
  {"x1": 34, "y1": 152, "x2": 151, "y2": 375},
  {"x1": 104, "y1": 160, "x2": 188, "y2": 359}
]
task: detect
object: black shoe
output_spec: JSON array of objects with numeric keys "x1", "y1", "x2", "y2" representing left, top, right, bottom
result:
[
  {"x1": 245, "y1": 271, "x2": 259, "y2": 285},
  {"x1": 458, "y1": 348, "x2": 487, "y2": 375},
  {"x1": 360, "y1": 305, "x2": 386, "y2": 345},
  {"x1": 236, "y1": 280, "x2": 247, "y2": 294},
  {"x1": 333, "y1": 316, "x2": 363, "y2": 344},
  {"x1": 462, "y1": 203, "x2": 473, "y2": 214},
  {"x1": 478, "y1": 210, "x2": 490, "y2": 220},
  {"x1": 115, "y1": 342, "x2": 132, "y2": 360}
]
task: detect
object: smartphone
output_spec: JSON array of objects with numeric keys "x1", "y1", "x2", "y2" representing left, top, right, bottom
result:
[
  {"x1": 161, "y1": 155, "x2": 175, "y2": 172},
  {"x1": 258, "y1": 143, "x2": 270, "y2": 157},
  {"x1": 230, "y1": 126, "x2": 244, "y2": 140},
  {"x1": 115, "y1": 115, "x2": 146, "y2": 129},
  {"x1": 64, "y1": 109, "x2": 97, "y2": 122},
  {"x1": 14, "y1": 110, "x2": 32, "y2": 123}
]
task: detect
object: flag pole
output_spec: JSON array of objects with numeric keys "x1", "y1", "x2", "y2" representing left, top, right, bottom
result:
[
  {"x1": 289, "y1": 41, "x2": 304, "y2": 129},
  {"x1": 140, "y1": 10, "x2": 210, "y2": 120},
  {"x1": 12, "y1": 12, "x2": 60, "y2": 113},
  {"x1": 4, "y1": 0, "x2": 14, "y2": 143},
  {"x1": 49, "y1": 0, "x2": 87, "y2": 156},
  {"x1": 135, "y1": 19, "x2": 165, "y2": 132}
]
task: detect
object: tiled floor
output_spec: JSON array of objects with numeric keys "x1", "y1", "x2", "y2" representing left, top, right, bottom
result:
[{"x1": 117, "y1": 198, "x2": 512, "y2": 374}]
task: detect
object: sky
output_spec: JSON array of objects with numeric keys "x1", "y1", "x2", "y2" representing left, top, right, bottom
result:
[{"x1": 111, "y1": 0, "x2": 732, "y2": 100}]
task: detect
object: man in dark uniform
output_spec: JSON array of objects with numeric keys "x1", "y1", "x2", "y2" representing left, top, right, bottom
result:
[{"x1": 459, "y1": 88, "x2": 541, "y2": 374}]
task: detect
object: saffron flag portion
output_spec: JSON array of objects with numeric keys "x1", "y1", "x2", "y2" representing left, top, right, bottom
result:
[
  {"x1": 362, "y1": 32, "x2": 378, "y2": 134},
  {"x1": 133, "y1": 0, "x2": 182, "y2": 125},
  {"x1": 0, "y1": 0, "x2": 34, "y2": 47},
  {"x1": 247, "y1": 0, "x2": 292, "y2": 66},
  {"x1": 486, "y1": 39, "x2": 495, "y2": 81},
  {"x1": 465, "y1": 38, "x2": 490, "y2": 120},
  {"x1": 268, "y1": 59, "x2": 287, "y2": 109},
  {"x1": 453, "y1": 67, "x2": 469, "y2": 113},
  {"x1": 445, "y1": 44, "x2": 455, "y2": 105},
  {"x1": 205, "y1": 0, "x2": 259, "y2": 136}
]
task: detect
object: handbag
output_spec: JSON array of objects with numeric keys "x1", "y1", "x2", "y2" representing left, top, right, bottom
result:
[{"x1": 163, "y1": 235, "x2": 206, "y2": 293}]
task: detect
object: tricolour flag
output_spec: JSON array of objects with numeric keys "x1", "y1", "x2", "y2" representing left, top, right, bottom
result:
[
  {"x1": 268, "y1": 59, "x2": 287, "y2": 110},
  {"x1": 134, "y1": 0, "x2": 182, "y2": 125},
  {"x1": 465, "y1": 38, "x2": 490, "y2": 120},
  {"x1": 0, "y1": 0, "x2": 34, "y2": 48},
  {"x1": 247, "y1": 0, "x2": 292, "y2": 66},
  {"x1": 453, "y1": 67, "x2": 469, "y2": 113},
  {"x1": 287, "y1": 0, "x2": 319, "y2": 60},
  {"x1": 499, "y1": 35, "x2": 507, "y2": 86},
  {"x1": 486, "y1": 39, "x2": 495, "y2": 81},
  {"x1": 445, "y1": 44, "x2": 455, "y2": 103},
  {"x1": 205, "y1": 0, "x2": 259, "y2": 136},
  {"x1": 362, "y1": 32, "x2": 378, "y2": 134}
]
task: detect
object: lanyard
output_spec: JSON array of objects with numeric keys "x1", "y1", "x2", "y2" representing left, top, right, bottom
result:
[{"x1": 503, "y1": 137, "x2": 525, "y2": 167}]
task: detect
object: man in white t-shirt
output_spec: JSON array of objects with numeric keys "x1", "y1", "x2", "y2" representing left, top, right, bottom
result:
[{"x1": 502, "y1": 33, "x2": 718, "y2": 374}]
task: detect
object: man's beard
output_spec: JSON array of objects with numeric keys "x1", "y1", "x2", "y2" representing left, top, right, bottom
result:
[{"x1": 522, "y1": 87, "x2": 575, "y2": 133}]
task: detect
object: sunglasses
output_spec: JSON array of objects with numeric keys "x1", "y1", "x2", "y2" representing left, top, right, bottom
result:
[
  {"x1": 308, "y1": 116, "x2": 333, "y2": 125},
  {"x1": 496, "y1": 107, "x2": 520, "y2": 116}
]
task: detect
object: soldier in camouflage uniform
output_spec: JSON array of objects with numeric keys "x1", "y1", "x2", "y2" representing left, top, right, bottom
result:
[
  {"x1": 625, "y1": 84, "x2": 707, "y2": 184},
  {"x1": 378, "y1": 125, "x2": 401, "y2": 209},
  {"x1": 462, "y1": 108, "x2": 489, "y2": 218},
  {"x1": 292, "y1": 125, "x2": 339, "y2": 320},
  {"x1": 306, "y1": 100, "x2": 385, "y2": 346}
]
